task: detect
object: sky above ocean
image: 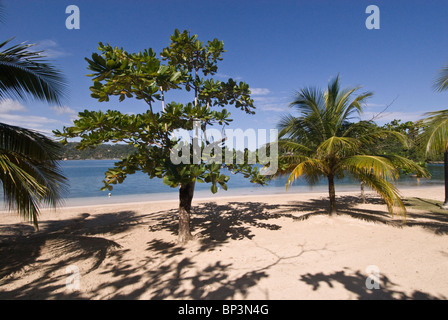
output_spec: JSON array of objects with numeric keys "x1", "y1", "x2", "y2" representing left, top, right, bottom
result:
[{"x1": 0, "y1": 0, "x2": 447, "y2": 137}]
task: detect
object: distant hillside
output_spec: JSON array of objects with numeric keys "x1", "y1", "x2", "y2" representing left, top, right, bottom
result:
[{"x1": 60, "y1": 142, "x2": 135, "y2": 160}]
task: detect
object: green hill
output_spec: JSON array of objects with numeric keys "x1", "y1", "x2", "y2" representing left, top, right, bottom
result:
[{"x1": 60, "y1": 142, "x2": 135, "y2": 160}]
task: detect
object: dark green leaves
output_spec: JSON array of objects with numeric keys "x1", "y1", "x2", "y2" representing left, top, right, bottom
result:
[
  {"x1": 0, "y1": 38, "x2": 68, "y2": 105},
  {"x1": 55, "y1": 29, "x2": 264, "y2": 199},
  {"x1": 85, "y1": 42, "x2": 182, "y2": 104},
  {"x1": 161, "y1": 29, "x2": 225, "y2": 76}
]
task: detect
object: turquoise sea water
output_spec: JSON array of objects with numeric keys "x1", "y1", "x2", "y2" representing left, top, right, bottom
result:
[
  {"x1": 0, "y1": 160, "x2": 443, "y2": 208},
  {"x1": 56, "y1": 160, "x2": 444, "y2": 207}
]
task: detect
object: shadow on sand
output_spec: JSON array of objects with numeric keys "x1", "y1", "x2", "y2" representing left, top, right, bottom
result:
[
  {"x1": 0, "y1": 195, "x2": 446, "y2": 299},
  {"x1": 299, "y1": 268, "x2": 444, "y2": 300}
]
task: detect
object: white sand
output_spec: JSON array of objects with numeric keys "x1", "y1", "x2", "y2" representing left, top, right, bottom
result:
[{"x1": 0, "y1": 186, "x2": 447, "y2": 300}]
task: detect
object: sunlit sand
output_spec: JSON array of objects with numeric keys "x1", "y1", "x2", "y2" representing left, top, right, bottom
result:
[{"x1": 0, "y1": 186, "x2": 447, "y2": 300}]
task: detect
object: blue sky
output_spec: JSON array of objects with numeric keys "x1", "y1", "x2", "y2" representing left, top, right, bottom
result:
[{"x1": 1, "y1": 0, "x2": 448, "y2": 136}]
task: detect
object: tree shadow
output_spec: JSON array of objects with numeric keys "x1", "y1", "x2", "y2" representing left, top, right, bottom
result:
[
  {"x1": 299, "y1": 268, "x2": 446, "y2": 300},
  {"x1": 1, "y1": 193, "x2": 447, "y2": 299},
  {"x1": 284, "y1": 195, "x2": 393, "y2": 222},
  {"x1": 0, "y1": 210, "x2": 145, "y2": 299},
  {"x1": 91, "y1": 240, "x2": 323, "y2": 300},
  {"x1": 401, "y1": 198, "x2": 448, "y2": 235},
  {"x1": 107, "y1": 256, "x2": 268, "y2": 300},
  {"x1": 148, "y1": 201, "x2": 296, "y2": 252},
  {"x1": 282, "y1": 195, "x2": 448, "y2": 235}
]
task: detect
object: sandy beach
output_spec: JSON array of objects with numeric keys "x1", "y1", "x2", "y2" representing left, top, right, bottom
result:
[{"x1": 0, "y1": 185, "x2": 447, "y2": 300}]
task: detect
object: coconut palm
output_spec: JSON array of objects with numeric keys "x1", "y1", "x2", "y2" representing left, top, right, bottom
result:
[
  {"x1": 420, "y1": 63, "x2": 448, "y2": 208},
  {"x1": 0, "y1": 36, "x2": 68, "y2": 228},
  {"x1": 276, "y1": 75, "x2": 426, "y2": 217},
  {"x1": 421, "y1": 109, "x2": 448, "y2": 208}
]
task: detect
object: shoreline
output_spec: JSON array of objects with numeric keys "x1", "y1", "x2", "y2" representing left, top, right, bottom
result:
[
  {"x1": 1, "y1": 183, "x2": 442, "y2": 213},
  {"x1": 48, "y1": 183, "x2": 448, "y2": 209}
]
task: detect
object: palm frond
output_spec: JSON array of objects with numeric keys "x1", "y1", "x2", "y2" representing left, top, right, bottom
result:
[
  {"x1": 325, "y1": 75, "x2": 341, "y2": 112},
  {"x1": 357, "y1": 171, "x2": 406, "y2": 219},
  {"x1": 339, "y1": 155, "x2": 399, "y2": 181},
  {"x1": 365, "y1": 128, "x2": 409, "y2": 149},
  {"x1": 340, "y1": 155, "x2": 406, "y2": 218},
  {"x1": 421, "y1": 109, "x2": 448, "y2": 156},
  {"x1": 433, "y1": 65, "x2": 448, "y2": 93},
  {"x1": 277, "y1": 113, "x2": 302, "y2": 138},
  {"x1": 290, "y1": 86, "x2": 325, "y2": 116},
  {"x1": 277, "y1": 139, "x2": 313, "y2": 154},
  {"x1": 382, "y1": 154, "x2": 430, "y2": 178},
  {"x1": 290, "y1": 87, "x2": 327, "y2": 141},
  {"x1": 316, "y1": 136, "x2": 360, "y2": 158},
  {"x1": 285, "y1": 158, "x2": 327, "y2": 189},
  {"x1": 0, "y1": 39, "x2": 67, "y2": 105},
  {"x1": 340, "y1": 91, "x2": 373, "y2": 124},
  {"x1": 0, "y1": 123, "x2": 68, "y2": 228},
  {"x1": 333, "y1": 86, "x2": 361, "y2": 122}
]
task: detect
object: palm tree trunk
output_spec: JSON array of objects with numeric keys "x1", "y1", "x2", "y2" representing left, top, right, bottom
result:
[
  {"x1": 442, "y1": 150, "x2": 448, "y2": 209},
  {"x1": 178, "y1": 181, "x2": 195, "y2": 243},
  {"x1": 328, "y1": 174, "x2": 337, "y2": 215},
  {"x1": 360, "y1": 181, "x2": 366, "y2": 204}
]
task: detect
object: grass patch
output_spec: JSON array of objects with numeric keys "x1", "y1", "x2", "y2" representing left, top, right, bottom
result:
[{"x1": 404, "y1": 197, "x2": 448, "y2": 214}]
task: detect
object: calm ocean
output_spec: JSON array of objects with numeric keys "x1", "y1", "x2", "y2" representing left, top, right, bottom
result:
[
  {"x1": 0, "y1": 160, "x2": 443, "y2": 208},
  {"x1": 55, "y1": 160, "x2": 444, "y2": 207}
]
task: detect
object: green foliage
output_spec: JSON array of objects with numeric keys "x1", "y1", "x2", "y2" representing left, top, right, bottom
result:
[
  {"x1": 376, "y1": 119, "x2": 428, "y2": 162},
  {"x1": 421, "y1": 109, "x2": 448, "y2": 158},
  {"x1": 276, "y1": 76, "x2": 428, "y2": 218},
  {"x1": 54, "y1": 29, "x2": 265, "y2": 197},
  {"x1": 0, "y1": 123, "x2": 68, "y2": 228},
  {"x1": 0, "y1": 6, "x2": 68, "y2": 228},
  {"x1": 433, "y1": 63, "x2": 448, "y2": 93}
]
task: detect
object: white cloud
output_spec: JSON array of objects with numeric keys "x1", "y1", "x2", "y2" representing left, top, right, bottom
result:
[
  {"x1": 215, "y1": 73, "x2": 243, "y2": 81},
  {"x1": 0, "y1": 99, "x2": 28, "y2": 113},
  {"x1": 251, "y1": 88, "x2": 271, "y2": 96},
  {"x1": 365, "y1": 103, "x2": 387, "y2": 108},
  {"x1": 252, "y1": 93, "x2": 290, "y2": 113},
  {"x1": 0, "y1": 113, "x2": 61, "y2": 125},
  {"x1": 0, "y1": 100, "x2": 70, "y2": 136},
  {"x1": 33, "y1": 39, "x2": 70, "y2": 58},
  {"x1": 361, "y1": 111, "x2": 424, "y2": 124},
  {"x1": 50, "y1": 105, "x2": 77, "y2": 116},
  {"x1": 0, "y1": 113, "x2": 63, "y2": 136},
  {"x1": 258, "y1": 104, "x2": 288, "y2": 112}
]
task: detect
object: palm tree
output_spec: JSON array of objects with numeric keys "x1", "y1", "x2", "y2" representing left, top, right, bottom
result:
[
  {"x1": 276, "y1": 75, "x2": 426, "y2": 218},
  {"x1": 0, "y1": 35, "x2": 68, "y2": 228},
  {"x1": 421, "y1": 62, "x2": 448, "y2": 208}
]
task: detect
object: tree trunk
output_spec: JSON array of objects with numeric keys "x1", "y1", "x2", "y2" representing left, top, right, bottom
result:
[
  {"x1": 178, "y1": 181, "x2": 195, "y2": 243},
  {"x1": 328, "y1": 175, "x2": 337, "y2": 215},
  {"x1": 360, "y1": 181, "x2": 366, "y2": 204},
  {"x1": 442, "y1": 150, "x2": 448, "y2": 209}
]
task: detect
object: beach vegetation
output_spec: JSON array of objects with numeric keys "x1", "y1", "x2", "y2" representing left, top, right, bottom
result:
[
  {"x1": 274, "y1": 75, "x2": 427, "y2": 217},
  {"x1": 0, "y1": 28, "x2": 68, "y2": 227},
  {"x1": 420, "y1": 61, "x2": 448, "y2": 208},
  {"x1": 54, "y1": 29, "x2": 266, "y2": 243}
]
